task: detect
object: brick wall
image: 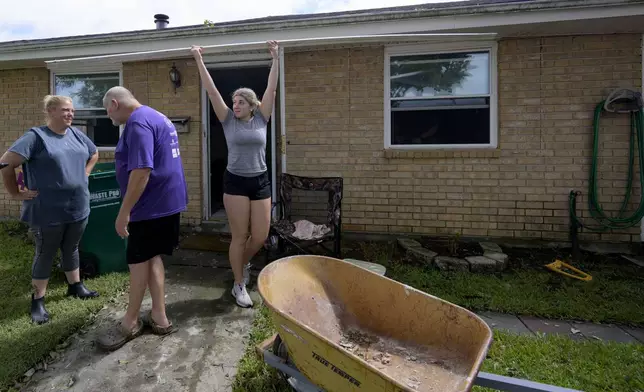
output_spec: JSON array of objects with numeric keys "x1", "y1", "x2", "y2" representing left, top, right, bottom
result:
[
  {"x1": 0, "y1": 61, "x2": 203, "y2": 226},
  {"x1": 0, "y1": 68, "x2": 49, "y2": 218},
  {"x1": 122, "y1": 59, "x2": 202, "y2": 225},
  {"x1": 283, "y1": 34, "x2": 643, "y2": 242}
]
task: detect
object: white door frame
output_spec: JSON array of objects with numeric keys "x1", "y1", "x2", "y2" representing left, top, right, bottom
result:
[{"x1": 200, "y1": 57, "x2": 277, "y2": 221}]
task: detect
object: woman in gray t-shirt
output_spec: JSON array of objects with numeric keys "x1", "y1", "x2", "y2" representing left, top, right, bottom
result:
[
  {"x1": 192, "y1": 41, "x2": 279, "y2": 308},
  {"x1": 0, "y1": 95, "x2": 100, "y2": 325}
]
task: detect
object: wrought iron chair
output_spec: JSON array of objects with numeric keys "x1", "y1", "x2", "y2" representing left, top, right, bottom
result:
[{"x1": 264, "y1": 173, "x2": 343, "y2": 262}]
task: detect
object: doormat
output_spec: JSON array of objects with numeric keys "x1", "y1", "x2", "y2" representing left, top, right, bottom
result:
[{"x1": 180, "y1": 233, "x2": 231, "y2": 253}]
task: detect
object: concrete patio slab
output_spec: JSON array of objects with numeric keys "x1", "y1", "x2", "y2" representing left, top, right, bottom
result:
[
  {"x1": 23, "y1": 264, "x2": 258, "y2": 392},
  {"x1": 166, "y1": 249, "x2": 231, "y2": 269},
  {"x1": 623, "y1": 327, "x2": 644, "y2": 343},
  {"x1": 477, "y1": 312, "x2": 532, "y2": 335},
  {"x1": 569, "y1": 322, "x2": 639, "y2": 343},
  {"x1": 518, "y1": 316, "x2": 583, "y2": 340}
]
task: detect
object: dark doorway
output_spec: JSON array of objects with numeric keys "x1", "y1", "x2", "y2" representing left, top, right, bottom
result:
[{"x1": 208, "y1": 65, "x2": 272, "y2": 214}]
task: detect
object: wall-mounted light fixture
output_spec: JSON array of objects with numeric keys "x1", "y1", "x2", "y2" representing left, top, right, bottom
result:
[{"x1": 169, "y1": 63, "x2": 181, "y2": 90}]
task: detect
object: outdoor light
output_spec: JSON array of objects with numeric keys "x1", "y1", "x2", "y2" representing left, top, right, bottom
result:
[{"x1": 169, "y1": 64, "x2": 181, "y2": 89}]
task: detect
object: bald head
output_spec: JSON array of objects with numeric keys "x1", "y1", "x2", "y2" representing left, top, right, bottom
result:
[
  {"x1": 103, "y1": 86, "x2": 141, "y2": 126},
  {"x1": 103, "y1": 86, "x2": 138, "y2": 107}
]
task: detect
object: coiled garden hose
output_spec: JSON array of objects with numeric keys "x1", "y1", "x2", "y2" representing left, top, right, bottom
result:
[{"x1": 569, "y1": 97, "x2": 644, "y2": 231}]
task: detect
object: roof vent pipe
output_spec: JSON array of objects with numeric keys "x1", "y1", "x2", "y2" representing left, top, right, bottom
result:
[{"x1": 154, "y1": 14, "x2": 169, "y2": 29}]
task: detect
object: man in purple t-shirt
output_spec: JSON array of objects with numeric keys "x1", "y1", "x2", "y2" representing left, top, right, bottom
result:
[{"x1": 96, "y1": 86, "x2": 188, "y2": 351}]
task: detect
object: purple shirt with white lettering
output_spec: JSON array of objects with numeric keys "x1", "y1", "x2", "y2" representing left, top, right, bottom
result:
[{"x1": 114, "y1": 105, "x2": 188, "y2": 222}]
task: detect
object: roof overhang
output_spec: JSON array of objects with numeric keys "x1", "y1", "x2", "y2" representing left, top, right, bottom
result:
[
  {"x1": 44, "y1": 33, "x2": 498, "y2": 71},
  {"x1": 2, "y1": 0, "x2": 644, "y2": 70},
  {"x1": 2, "y1": 0, "x2": 643, "y2": 53}
]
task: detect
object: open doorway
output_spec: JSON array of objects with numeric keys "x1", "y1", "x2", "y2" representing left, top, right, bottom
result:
[{"x1": 207, "y1": 65, "x2": 273, "y2": 216}]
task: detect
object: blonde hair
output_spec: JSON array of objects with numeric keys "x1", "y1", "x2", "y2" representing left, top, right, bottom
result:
[
  {"x1": 232, "y1": 88, "x2": 261, "y2": 113},
  {"x1": 43, "y1": 95, "x2": 72, "y2": 114}
]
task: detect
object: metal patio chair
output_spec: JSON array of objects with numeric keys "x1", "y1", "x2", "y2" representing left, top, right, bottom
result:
[{"x1": 264, "y1": 173, "x2": 343, "y2": 262}]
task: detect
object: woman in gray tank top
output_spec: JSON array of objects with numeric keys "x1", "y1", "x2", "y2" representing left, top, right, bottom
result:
[
  {"x1": 0, "y1": 95, "x2": 100, "y2": 325},
  {"x1": 192, "y1": 41, "x2": 279, "y2": 308}
]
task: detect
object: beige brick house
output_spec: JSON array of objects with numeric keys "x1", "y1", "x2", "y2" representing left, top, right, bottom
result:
[{"x1": 1, "y1": 0, "x2": 644, "y2": 243}]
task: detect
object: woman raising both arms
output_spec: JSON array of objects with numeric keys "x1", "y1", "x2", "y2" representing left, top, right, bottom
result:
[{"x1": 191, "y1": 40, "x2": 279, "y2": 308}]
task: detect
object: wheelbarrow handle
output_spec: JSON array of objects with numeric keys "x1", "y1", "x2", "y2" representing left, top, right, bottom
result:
[{"x1": 262, "y1": 349, "x2": 323, "y2": 391}]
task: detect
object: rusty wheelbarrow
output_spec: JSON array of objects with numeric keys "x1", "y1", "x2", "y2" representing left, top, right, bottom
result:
[{"x1": 255, "y1": 255, "x2": 583, "y2": 392}]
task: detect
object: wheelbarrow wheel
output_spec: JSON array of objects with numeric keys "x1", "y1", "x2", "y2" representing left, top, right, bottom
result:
[
  {"x1": 272, "y1": 334, "x2": 298, "y2": 385},
  {"x1": 272, "y1": 334, "x2": 289, "y2": 361}
]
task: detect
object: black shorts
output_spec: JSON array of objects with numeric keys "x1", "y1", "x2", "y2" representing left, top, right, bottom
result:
[
  {"x1": 223, "y1": 170, "x2": 271, "y2": 201},
  {"x1": 126, "y1": 213, "x2": 181, "y2": 265}
]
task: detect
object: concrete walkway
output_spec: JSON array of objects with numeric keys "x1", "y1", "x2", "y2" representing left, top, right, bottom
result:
[
  {"x1": 477, "y1": 311, "x2": 644, "y2": 344},
  {"x1": 23, "y1": 259, "x2": 259, "y2": 392}
]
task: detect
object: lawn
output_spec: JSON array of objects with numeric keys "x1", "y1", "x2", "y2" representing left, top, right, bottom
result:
[
  {"x1": 353, "y1": 240, "x2": 644, "y2": 326},
  {"x1": 233, "y1": 239, "x2": 644, "y2": 392},
  {"x1": 233, "y1": 305, "x2": 644, "y2": 392},
  {"x1": 0, "y1": 221, "x2": 129, "y2": 390}
]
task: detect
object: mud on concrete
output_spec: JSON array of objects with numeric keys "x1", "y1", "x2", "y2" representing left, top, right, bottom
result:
[{"x1": 22, "y1": 252, "x2": 260, "y2": 392}]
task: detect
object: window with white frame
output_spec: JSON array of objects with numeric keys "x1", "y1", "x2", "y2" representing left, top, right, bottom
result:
[
  {"x1": 53, "y1": 72, "x2": 121, "y2": 148},
  {"x1": 385, "y1": 43, "x2": 497, "y2": 149}
]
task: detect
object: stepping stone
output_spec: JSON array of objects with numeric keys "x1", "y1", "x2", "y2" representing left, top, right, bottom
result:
[
  {"x1": 519, "y1": 316, "x2": 582, "y2": 339},
  {"x1": 483, "y1": 252, "x2": 509, "y2": 271},
  {"x1": 397, "y1": 237, "x2": 422, "y2": 250},
  {"x1": 397, "y1": 238, "x2": 437, "y2": 266},
  {"x1": 580, "y1": 243, "x2": 633, "y2": 255},
  {"x1": 477, "y1": 311, "x2": 532, "y2": 335},
  {"x1": 621, "y1": 254, "x2": 644, "y2": 267},
  {"x1": 435, "y1": 256, "x2": 469, "y2": 272},
  {"x1": 623, "y1": 327, "x2": 644, "y2": 343},
  {"x1": 479, "y1": 242, "x2": 503, "y2": 253},
  {"x1": 569, "y1": 322, "x2": 639, "y2": 343},
  {"x1": 466, "y1": 256, "x2": 498, "y2": 273}
]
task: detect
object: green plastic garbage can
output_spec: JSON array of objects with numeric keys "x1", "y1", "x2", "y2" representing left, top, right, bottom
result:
[{"x1": 79, "y1": 162, "x2": 128, "y2": 277}]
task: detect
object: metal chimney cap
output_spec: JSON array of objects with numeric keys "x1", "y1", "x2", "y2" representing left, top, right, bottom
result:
[{"x1": 154, "y1": 14, "x2": 169, "y2": 29}]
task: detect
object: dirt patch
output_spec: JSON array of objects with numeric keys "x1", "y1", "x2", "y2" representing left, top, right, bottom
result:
[{"x1": 338, "y1": 327, "x2": 469, "y2": 391}]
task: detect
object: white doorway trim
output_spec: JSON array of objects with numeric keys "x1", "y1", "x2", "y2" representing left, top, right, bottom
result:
[{"x1": 200, "y1": 57, "x2": 277, "y2": 221}]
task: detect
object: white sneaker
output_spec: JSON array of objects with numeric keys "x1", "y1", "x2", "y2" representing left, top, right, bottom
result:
[
  {"x1": 231, "y1": 283, "x2": 253, "y2": 308},
  {"x1": 242, "y1": 263, "x2": 251, "y2": 286}
]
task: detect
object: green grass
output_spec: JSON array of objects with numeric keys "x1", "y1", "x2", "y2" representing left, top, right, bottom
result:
[
  {"x1": 232, "y1": 240, "x2": 644, "y2": 391},
  {"x1": 355, "y1": 241, "x2": 644, "y2": 326},
  {"x1": 477, "y1": 331, "x2": 644, "y2": 391},
  {"x1": 233, "y1": 304, "x2": 644, "y2": 392},
  {"x1": 0, "y1": 221, "x2": 129, "y2": 390},
  {"x1": 232, "y1": 305, "x2": 290, "y2": 392}
]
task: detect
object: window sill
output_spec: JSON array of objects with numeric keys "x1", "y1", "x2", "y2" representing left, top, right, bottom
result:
[{"x1": 383, "y1": 148, "x2": 501, "y2": 159}]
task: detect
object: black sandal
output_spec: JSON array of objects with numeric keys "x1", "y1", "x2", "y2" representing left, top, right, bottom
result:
[
  {"x1": 96, "y1": 319, "x2": 144, "y2": 351},
  {"x1": 142, "y1": 311, "x2": 177, "y2": 336}
]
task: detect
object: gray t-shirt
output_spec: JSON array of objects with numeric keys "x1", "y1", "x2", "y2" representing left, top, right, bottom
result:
[
  {"x1": 9, "y1": 126, "x2": 97, "y2": 227},
  {"x1": 221, "y1": 108, "x2": 267, "y2": 177}
]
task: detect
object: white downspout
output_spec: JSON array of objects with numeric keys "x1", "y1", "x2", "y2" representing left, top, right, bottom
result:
[
  {"x1": 279, "y1": 46, "x2": 287, "y2": 175},
  {"x1": 200, "y1": 83, "x2": 210, "y2": 220},
  {"x1": 269, "y1": 59, "x2": 278, "y2": 220}
]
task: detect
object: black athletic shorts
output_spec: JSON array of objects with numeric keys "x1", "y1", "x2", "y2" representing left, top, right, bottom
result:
[
  {"x1": 126, "y1": 212, "x2": 181, "y2": 264},
  {"x1": 223, "y1": 170, "x2": 271, "y2": 200}
]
